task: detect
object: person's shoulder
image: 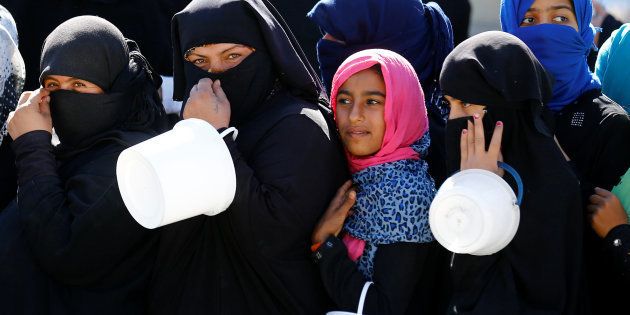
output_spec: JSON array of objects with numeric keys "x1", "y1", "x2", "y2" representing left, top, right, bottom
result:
[
  {"x1": 592, "y1": 93, "x2": 630, "y2": 126},
  {"x1": 266, "y1": 91, "x2": 333, "y2": 138}
]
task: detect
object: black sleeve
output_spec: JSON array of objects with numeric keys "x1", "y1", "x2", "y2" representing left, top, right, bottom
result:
[
  {"x1": 12, "y1": 130, "x2": 152, "y2": 286},
  {"x1": 222, "y1": 114, "x2": 346, "y2": 255},
  {"x1": 591, "y1": 114, "x2": 630, "y2": 191},
  {"x1": 314, "y1": 236, "x2": 431, "y2": 314},
  {"x1": 603, "y1": 224, "x2": 630, "y2": 281}
]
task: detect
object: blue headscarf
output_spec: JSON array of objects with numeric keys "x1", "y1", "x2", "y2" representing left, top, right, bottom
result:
[
  {"x1": 500, "y1": 0, "x2": 601, "y2": 112},
  {"x1": 307, "y1": 0, "x2": 453, "y2": 117},
  {"x1": 596, "y1": 23, "x2": 630, "y2": 111}
]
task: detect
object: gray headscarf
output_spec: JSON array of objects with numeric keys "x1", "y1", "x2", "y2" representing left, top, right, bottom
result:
[{"x1": 0, "y1": 5, "x2": 25, "y2": 145}]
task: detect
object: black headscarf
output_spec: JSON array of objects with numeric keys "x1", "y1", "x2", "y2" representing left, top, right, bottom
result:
[
  {"x1": 439, "y1": 31, "x2": 585, "y2": 313},
  {"x1": 172, "y1": 0, "x2": 324, "y2": 125},
  {"x1": 40, "y1": 16, "x2": 166, "y2": 154}
]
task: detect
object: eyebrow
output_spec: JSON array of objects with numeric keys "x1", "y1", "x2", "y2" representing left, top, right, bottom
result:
[
  {"x1": 337, "y1": 89, "x2": 386, "y2": 97},
  {"x1": 526, "y1": 4, "x2": 573, "y2": 12}
]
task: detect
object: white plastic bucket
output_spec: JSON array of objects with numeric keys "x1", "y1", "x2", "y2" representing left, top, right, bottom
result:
[
  {"x1": 429, "y1": 162, "x2": 523, "y2": 256},
  {"x1": 116, "y1": 118, "x2": 237, "y2": 229}
]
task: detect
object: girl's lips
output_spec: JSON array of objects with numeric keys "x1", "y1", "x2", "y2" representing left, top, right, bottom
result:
[{"x1": 345, "y1": 128, "x2": 370, "y2": 138}]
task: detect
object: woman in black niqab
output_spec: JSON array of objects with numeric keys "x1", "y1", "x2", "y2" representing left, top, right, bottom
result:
[
  {"x1": 439, "y1": 31, "x2": 586, "y2": 314},
  {"x1": 148, "y1": 0, "x2": 346, "y2": 314},
  {"x1": 0, "y1": 15, "x2": 168, "y2": 314}
]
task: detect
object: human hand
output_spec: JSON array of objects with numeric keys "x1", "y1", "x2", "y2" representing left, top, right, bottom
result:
[
  {"x1": 7, "y1": 89, "x2": 53, "y2": 140},
  {"x1": 588, "y1": 187, "x2": 628, "y2": 238},
  {"x1": 460, "y1": 112, "x2": 504, "y2": 176},
  {"x1": 312, "y1": 180, "x2": 356, "y2": 244},
  {"x1": 182, "y1": 78, "x2": 231, "y2": 129}
]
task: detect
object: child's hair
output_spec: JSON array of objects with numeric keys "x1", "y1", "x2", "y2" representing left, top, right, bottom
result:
[{"x1": 369, "y1": 64, "x2": 383, "y2": 76}]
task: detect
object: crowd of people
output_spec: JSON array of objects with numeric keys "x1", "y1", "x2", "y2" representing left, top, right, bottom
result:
[{"x1": 1, "y1": 0, "x2": 630, "y2": 314}]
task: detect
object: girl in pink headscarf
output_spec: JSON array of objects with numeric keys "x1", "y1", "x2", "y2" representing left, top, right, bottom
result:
[{"x1": 311, "y1": 49, "x2": 436, "y2": 314}]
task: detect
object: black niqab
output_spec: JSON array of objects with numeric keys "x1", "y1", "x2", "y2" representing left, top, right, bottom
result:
[
  {"x1": 172, "y1": 0, "x2": 324, "y2": 106},
  {"x1": 439, "y1": 31, "x2": 585, "y2": 314},
  {"x1": 39, "y1": 16, "x2": 166, "y2": 154}
]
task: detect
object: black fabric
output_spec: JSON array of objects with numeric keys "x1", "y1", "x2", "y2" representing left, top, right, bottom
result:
[
  {"x1": 440, "y1": 31, "x2": 586, "y2": 314},
  {"x1": 424, "y1": 0, "x2": 470, "y2": 45},
  {"x1": 171, "y1": 0, "x2": 323, "y2": 104},
  {"x1": 554, "y1": 89, "x2": 630, "y2": 314},
  {"x1": 602, "y1": 224, "x2": 630, "y2": 282},
  {"x1": 0, "y1": 138, "x2": 16, "y2": 210},
  {"x1": 268, "y1": 0, "x2": 320, "y2": 69},
  {"x1": 1, "y1": 0, "x2": 191, "y2": 90},
  {"x1": 39, "y1": 16, "x2": 167, "y2": 154},
  {"x1": 39, "y1": 16, "x2": 128, "y2": 91},
  {"x1": 313, "y1": 235, "x2": 433, "y2": 314},
  {"x1": 0, "y1": 130, "x2": 158, "y2": 314}
]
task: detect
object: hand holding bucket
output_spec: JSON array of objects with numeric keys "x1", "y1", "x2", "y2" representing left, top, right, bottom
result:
[{"x1": 116, "y1": 118, "x2": 237, "y2": 229}]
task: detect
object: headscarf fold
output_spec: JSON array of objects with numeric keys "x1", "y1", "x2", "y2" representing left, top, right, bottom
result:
[
  {"x1": 596, "y1": 23, "x2": 630, "y2": 111},
  {"x1": 500, "y1": 0, "x2": 601, "y2": 111},
  {"x1": 331, "y1": 49, "x2": 428, "y2": 173},
  {"x1": 332, "y1": 49, "x2": 435, "y2": 278},
  {"x1": 40, "y1": 16, "x2": 166, "y2": 153},
  {"x1": 308, "y1": 0, "x2": 453, "y2": 114},
  {"x1": 0, "y1": 5, "x2": 24, "y2": 146}
]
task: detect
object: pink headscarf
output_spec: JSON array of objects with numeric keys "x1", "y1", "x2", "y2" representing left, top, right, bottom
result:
[{"x1": 330, "y1": 49, "x2": 429, "y2": 174}]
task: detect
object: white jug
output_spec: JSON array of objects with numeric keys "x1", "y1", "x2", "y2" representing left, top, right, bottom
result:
[
  {"x1": 116, "y1": 118, "x2": 237, "y2": 229},
  {"x1": 429, "y1": 162, "x2": 523, "y2": 256}
]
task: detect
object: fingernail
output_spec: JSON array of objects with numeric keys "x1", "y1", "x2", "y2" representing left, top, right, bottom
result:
[
  {"x1": 473, "y1": 113, "x2": 479, "y2": 119},
  {"x1": 462, "y1": 129, "x2": 468, "y2": 134},
  {"x1": 496, "y1": 121, "x2": 503, "y2": 126},
  {"x1": 349, "y1": 191, "x2": 356, "y2": 199}
]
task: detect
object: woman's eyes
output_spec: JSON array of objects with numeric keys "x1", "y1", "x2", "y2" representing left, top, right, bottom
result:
[
  {"x1": 192, "y1": 58, "x2": 206, "y2": 65},
  {"x1": 227, "y1": 53, "x2": 241, "y2": 60},
  {"x1": 553, "y1": 16, "x2": 569, "y2": 23},
  {"x1": 521, "y1": 17, "x2": 535, "y2": 25},
  {"x1": 45, "y1": 82, "x2": 58, "y2": 88},
  {"x1": 73, "y1": 82, "x2": 87, "y2": 88},
  {"x1": 366, "y1": 99, "x2": 382, "y2": 105}
]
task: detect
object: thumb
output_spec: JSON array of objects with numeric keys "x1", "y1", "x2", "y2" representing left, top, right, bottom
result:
[
  {"x1": 594, "y1": 187, "x2": 612, "y2": 198},
  {"x1": 337, "y1": 190, "x2": 356, "y2": 218}
]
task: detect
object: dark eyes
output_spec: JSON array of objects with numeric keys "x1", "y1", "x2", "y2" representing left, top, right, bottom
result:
[{"x1": 337, "y1": 98, "x2": 351, "y2": 105}]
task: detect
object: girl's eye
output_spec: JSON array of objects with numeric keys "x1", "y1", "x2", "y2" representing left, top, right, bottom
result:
[
  {"x1": 337, "y1": 98, "x2": 351, "y2": 105},
  {"x1": 553, "y1": 16, "x2": 568, "y2": 23},
  {"x1": 366, "y1": 99, "x2": 382, "y2": 105},
  {"x1": 192, "y1": 58, "x2": 206, "y2": 65},
  {"x1": 463, "y1": 102, "x2": 471, "y2": 108},
  {"x1": 521, "y1": 17, "x2": 535, "y2": 24}
]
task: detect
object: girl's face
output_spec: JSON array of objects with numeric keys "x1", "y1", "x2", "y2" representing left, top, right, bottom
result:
[
  {"x1": 43, "y1": 75, "x2": 104, "y2": 94},
  {"x1": 444, "y1": 95, "x2": 486, "y2": 119},
  {"x1": 520, "y1": 0, "x2": 579, "y2": 31},
  {"x1": 335, "y1": 68, "x2": 386, "y2": 157},
  {"x1": 185, "y1": 43, "x2": 255, "y2": 73}
]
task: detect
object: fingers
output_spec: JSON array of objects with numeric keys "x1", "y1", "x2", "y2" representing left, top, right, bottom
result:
[
  {"x1": 327, "y1": 180, "x2": 353, "y2": 210},
  {"x1": 594, "y1": 187, "x2": 612, "y2": 197},
  {"x1": 18, "y1": 91, "x2": 33, "y2": 106},
  {"x1": 39, "y1": 97, "x2": 51, "y2": 116},
  {"x1": 337, "y1": 190, "x2": 356, "y2": 217},
  {"x1": 460, "y1": 128, "x2": 468, "y2": 164},
  {"x1": 473, "y1": 113, "x2": 485, "y2": 154},
  {"x1": 488, "y1": 121, "x2": 503, "y2": 157},
  {"x1": 586, "y1": 204, "x2": 600, "y2": 216},
  {"x1": 466, "y1": 120, "x2": 474, "y2": 155},
  {"x1": 212, "y1": 80, "x2": 228, "y2": 102},
  {"x1": 589, "y1": 193, "x2": 605, "y2": 205}
]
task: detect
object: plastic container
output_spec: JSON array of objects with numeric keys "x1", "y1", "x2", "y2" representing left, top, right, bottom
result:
[
  {"x1": 429, "y1": 162, "x2": 523, "y2": 256},
  {"x1": 116, "y1": 118, "x2": 237, "y2": 229}
]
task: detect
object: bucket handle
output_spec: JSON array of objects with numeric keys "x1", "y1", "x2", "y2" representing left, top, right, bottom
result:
[
  {"x1": 219, "y1": 127, "x2": 238, "y2": 141},
  {"x1": 497, "y1": 161, "x2": 523, "y2": 206},
  {"x1": 356, "y1": 281, "x2": 372, "y2": 314}
]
